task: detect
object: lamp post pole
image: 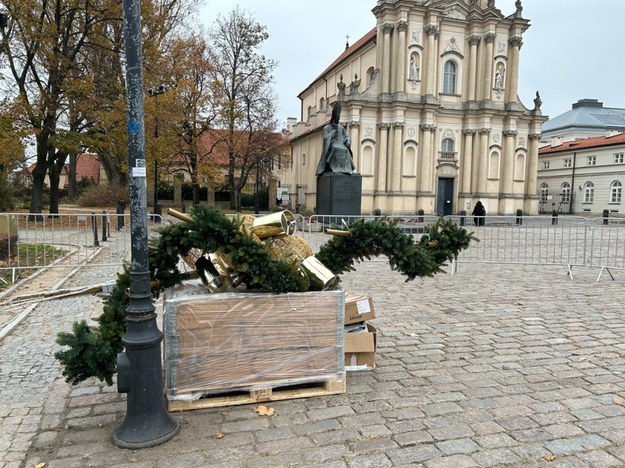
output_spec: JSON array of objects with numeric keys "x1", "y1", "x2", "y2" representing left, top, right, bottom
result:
[{"x1": 112, "y1": 0, "x2": 179, "y2": 449}]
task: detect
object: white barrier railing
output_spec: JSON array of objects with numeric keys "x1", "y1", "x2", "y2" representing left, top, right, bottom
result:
[
  {"x1": 0, "y1": 212, "x2": 164, "y2": 283},
  {"x1": 4, "y1": 211, "x2": 625, "y2": 284}
]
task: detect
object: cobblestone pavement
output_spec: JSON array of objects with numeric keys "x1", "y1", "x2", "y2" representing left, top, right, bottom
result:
[{"x1": 2, "y1": 254, "x2": 625, "y2": 467}]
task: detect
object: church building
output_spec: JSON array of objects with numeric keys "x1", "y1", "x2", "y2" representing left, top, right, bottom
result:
[{"x1": 286, "y1": 0, "x2": 547, "y2": 216}]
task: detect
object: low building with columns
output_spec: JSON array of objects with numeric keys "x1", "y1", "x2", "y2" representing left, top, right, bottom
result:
[{"x1": 285, "y1": 0, "x2": 546, "y2": 216}]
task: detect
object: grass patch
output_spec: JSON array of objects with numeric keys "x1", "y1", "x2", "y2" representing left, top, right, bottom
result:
[{"x1": 0, "y1": 243, "x2": 68, "y2": 290}]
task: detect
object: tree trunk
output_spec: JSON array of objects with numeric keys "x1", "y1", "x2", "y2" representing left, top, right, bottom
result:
[
  {"x1": 48, "y1": 154, "x2": 67, "y2": 215},
  {"x1": 68, "y1": 153, "x2": 78, "y2": 200},
  {"x1": 29, "y1": 166, "x2": 46, "y2": 221},
  {"x1": 192, "y1": 182, "x2": 200, "y2": 206}
]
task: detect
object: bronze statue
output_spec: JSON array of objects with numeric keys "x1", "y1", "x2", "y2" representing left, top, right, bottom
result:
[{"x1": 315, "y1": 101, "x2": 356, "y2": 175}]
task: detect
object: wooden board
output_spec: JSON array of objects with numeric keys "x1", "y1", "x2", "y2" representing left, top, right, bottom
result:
[{"x1": 168, "y1": 375, "x2": 346, "y2": 411}]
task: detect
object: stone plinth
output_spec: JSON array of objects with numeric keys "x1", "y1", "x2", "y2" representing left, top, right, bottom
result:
[{"x1": 316, "y1": 173, "x2": 362, "y2": 216}]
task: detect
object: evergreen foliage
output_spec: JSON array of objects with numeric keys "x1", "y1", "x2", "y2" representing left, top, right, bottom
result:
[
  {"x1": 316, "y1": 217, "x2": 476, "y2": 280},
  {"x1": 55, "y1": 206, "x2": 475, "y2": 385}
]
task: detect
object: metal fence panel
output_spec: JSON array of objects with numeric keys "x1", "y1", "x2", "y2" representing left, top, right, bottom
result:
[
  {"x1": 449, "y1": 215, "x2": 588, "y2": 267},
  {"x1": 0, "y1": 212, "x2": 163, "y2": 283}
]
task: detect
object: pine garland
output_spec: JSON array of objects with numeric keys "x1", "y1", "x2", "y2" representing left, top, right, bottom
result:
[
  {"x1": 316, "y1": 217, "x2": 476, "y2": 280},
  {"x1": 55, "y1": 206, "x2": 475, "y2": 385}
]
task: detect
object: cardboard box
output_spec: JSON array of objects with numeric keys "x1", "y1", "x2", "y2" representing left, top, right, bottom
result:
[
  {"x1": 344, "y1": 295, "x2": 376, "y2": 325},
  {"x1": 344, "y1": 323, "x2": 377, "y2": 370},
  {"x1": 163, "y1": 289, "x2": 345, "y2": 396}
]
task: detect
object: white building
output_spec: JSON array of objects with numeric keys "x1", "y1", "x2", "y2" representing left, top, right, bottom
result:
[
  {"x1": 537, "y1": 133, "x2": 625, "y2": 215},
  {"x1": 285, "y1": 0, "x2": 546, "y2": 216}
]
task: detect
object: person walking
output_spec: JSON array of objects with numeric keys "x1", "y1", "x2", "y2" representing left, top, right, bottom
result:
[{"x1": 472, "y1": 201, "x2": 486, "y2": 226}]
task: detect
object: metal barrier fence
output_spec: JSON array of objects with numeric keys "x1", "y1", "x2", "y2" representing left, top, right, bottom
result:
[
  {"x1": 3, "y1": 211, "x2": 625, "y2": 285},
  {"x1": 0, "y1": 212, "x2": 163, "y2": 284},
  {"x1": 300, "y1": 214, "x2": 625, "y2": 281}
]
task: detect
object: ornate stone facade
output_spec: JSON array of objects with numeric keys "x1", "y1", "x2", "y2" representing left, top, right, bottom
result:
[{"x1": 287, "y1": 0, "x2": 546, "y2": 215}]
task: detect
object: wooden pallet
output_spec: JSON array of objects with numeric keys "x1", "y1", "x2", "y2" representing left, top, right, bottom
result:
[{"x1": 167, "y1": 375, "x2": 346, "y2": 412}]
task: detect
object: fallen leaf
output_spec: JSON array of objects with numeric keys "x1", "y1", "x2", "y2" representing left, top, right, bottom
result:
[
  {"x1": 254, "y1": 405, "x2": 274, "y2": 416},
  {"x1": 215, "y1": 432, "x2": 224, "y2": 439},
  {"x1": 614, "y1": 397, "x2": 624, "y2": 406},
  {"x1": 409, "y1": 333, "x2": 419, "y2": 337},
  {"x1": 35, "y1": 463, "x2": 46, "y2": 468},
  {"x1": 543, "y1": 454, "x2": 556, "y2": 462}
]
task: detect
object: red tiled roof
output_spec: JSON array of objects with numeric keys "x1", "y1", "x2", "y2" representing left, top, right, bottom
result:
[
  {"x1": 299, "y1": 27, "x2": 377, "y2": 98},
  {"x1": 75, "y1": 154, "x2": 100, "y2": 182},
  {"x1": 197, "y1": 129, "x2": 288, "y2": 166},
  {"x1": 540, "y1": 133, "x2": 625, "y2": 154}
]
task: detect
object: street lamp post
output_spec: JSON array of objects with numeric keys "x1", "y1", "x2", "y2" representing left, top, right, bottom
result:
[
  {"x1": 147, "y1": 85, "x2": 168, "y2": 223},
  {"x1": 112, "y1": 0, "x2": 179, "y2": 449}
]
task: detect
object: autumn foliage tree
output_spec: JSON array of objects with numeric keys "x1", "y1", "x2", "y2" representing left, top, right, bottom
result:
[{"x1": 207, "y1": 8, "x2": 281, "y2": 209}]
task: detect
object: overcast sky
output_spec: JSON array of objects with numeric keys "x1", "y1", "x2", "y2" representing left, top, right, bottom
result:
[{"x1": 199, "y1": 0, "x2": 623, "y2": 128}]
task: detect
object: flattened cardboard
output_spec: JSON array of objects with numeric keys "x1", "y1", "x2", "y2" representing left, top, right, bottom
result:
[
  {"x1": 344, "y1": 323, "x2": 377, "y2": 370},
  {"x1": 344, "y1": 295, "x2": 376, "y2": 325}
]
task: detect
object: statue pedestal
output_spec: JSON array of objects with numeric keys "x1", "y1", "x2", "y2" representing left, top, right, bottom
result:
[{"x1": 316, "y1": 173, "x2": 362, "y2": 216}]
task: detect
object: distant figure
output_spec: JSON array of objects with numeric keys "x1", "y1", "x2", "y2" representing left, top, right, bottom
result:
[
  {"x1": 472, "y1": 201, "x2": 486, "y2": 226},
  {"x1": 315, "y1": 101, "x2": 356, "y2": 175}
]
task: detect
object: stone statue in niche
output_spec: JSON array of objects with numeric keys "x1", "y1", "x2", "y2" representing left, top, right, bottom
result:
[
  {"x1": 409, "y1": 55, "x2": 420, "y2": 81},
  {"x1": 316, "y1": 101, "x2": 356, "y2": 176},
  {"x1": 494, "y1": 63, "x2": 505, "y2": 89}
]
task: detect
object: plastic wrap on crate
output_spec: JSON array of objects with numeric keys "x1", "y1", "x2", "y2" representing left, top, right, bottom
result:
[{"x1": 163, "y1": 289, "x2": 345, "y2": 399}]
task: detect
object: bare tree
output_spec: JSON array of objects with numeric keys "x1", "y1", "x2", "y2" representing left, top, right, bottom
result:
[{"x1": 207, "y1": 8, "x2": 279, "y2": 210}]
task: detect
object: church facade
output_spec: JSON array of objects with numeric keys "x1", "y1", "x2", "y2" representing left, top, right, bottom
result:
[{"x1": 285, "y1": 0, "x2": 546, "y2": 216}]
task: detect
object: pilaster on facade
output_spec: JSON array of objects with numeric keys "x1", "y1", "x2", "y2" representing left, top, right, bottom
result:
[
  {"x1": 462, "y1": 129, "x2": 476, "y2": 194},
  {"x1": 396, "y1": 21, "x2": 408, "y2": 93},
  {"x1": 424, "y1": 25, "x2": 439, "y2": 96},
  {"x1": 467, "y1": 36, "x2": 480, "y2": 101},
  {"x1": 482, "y1": 33, "x2": 496, "y2": 100},
  {"x1": 381, "y1": 23, "x2": 394, "y2": 94},
  {"x1": 376, "y1": 123, "x2": 391, "y2": 193},
  {"x1": 506, "y1": 36, "x2": 523, "y2": 103},
  {"x1": 391, "y1": 122, "x2": 404, "y2": 191}
]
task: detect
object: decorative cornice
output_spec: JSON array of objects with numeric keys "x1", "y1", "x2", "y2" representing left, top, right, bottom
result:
[
  {"x1": 397, "y1": 21, "x2": 408, "y2": 33},
  {"x1": 468, "y1": 35, "x2": 481, "y2": 46},
  {"x1": 462, "y1": 129, "x2": 477, "y2": 136},
  {"x1": 382, "y1": 23, "x2": 394, "y2": 35},
  {"x1": 425, "y1": 24, "x2": 439, "y2": 39},
  {"x1": 503, "y1": 130, "x2": 518, "y2": 137},
  {"x1": 509, "y1": 36, "x2": 523, "y2": 48},
  {"x1": 484, "y1": 33, "x2": 496, "y2": 44}
]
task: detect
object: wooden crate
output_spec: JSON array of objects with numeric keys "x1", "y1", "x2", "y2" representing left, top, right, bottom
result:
[{"x1": 163, "y1": 288, "x2": 345, "y2": 407}]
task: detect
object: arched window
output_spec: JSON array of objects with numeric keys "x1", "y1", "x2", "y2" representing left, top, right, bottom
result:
[
  {"x1": 561, "y1": 182, "x2": 571, "y2": 203},
  {"x1": 540, "y1": 183, "x2": 549, "y2": 202},
  {"x1": 366, "y1": 66, "x2": 376, "y2": 86},
  {"x1": 440, "y1": 138, "x2": 455, "y2": 159},
  {"x1": 443, "y1": 61, "x2": 457, "y2": 94},
  {"x1": 611, "y1": 180, "x2": 622, "y2": 203},
  {"x1": 584, "y1": 182, "x2": 594, "y2": 203}
]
